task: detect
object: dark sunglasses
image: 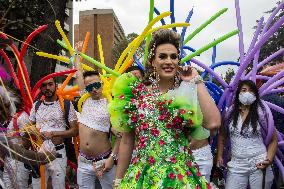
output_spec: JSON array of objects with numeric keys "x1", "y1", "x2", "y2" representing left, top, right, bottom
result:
[{"x1": 85, "y1": 82, "x2": 102, "y2": 92}]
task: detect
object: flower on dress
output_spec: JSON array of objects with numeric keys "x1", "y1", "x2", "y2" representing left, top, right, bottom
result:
[
  {"x1": 168, "y1": 171, "x2": 175, "y2": 180},
  {"x1": 177, "y1": 173, "x2": 183, "y2": 181},
  {"x1": 186, "y1": 170, "x2": 192, "y2": 176},
  {"x1": 174, "y1": 133, "x2": 180, "y2": 139},
  {"x1": 139, "y1": 114, "x2": 145, "y2": 119},
  {"x1": 158, "y1": 114, "x2": 166, "y2": 121},
  {"x1": 151, "y1": 128, "x2": 160, "y2": 137},
  {"x1": 170, "y1": 157, "x2": 177, "y2": 164},
  {"x1": 196, "y1": 171, "x2": 202, "y2": 177},
  {"x1": 119, "y1": 94, "x2": 125, "y2": 99},
  {"x1": 172, "y1": 116, "x2": 183, "y2": 125},
  {"x1": 132, "y1": 156, "x2": 139, "y2": 164},
  {"x1": 188, "y1": 119, "x2": 194, "y2": 126},
  {"x1": 131, "y1": 115, "x2": 138, "y2": 122},
  {"x1": 186, "y1": 161, "x2": 192, "y2": 167},
  {"x1": 135, "y1": 170, "x2": 141, "y2": 181},
  {"x1": 141, "y1": 122, "x2": 148, "y2": 130},
  {"x1": 148, "y1": 156, "x2": 155, "y2": 165},
  {"x1": 166, "y1": 123, "x2": 173, "y2": 129},
  {"x1": 159, "y1": 139, "x2": 165, "y2": 147},
  {"x1": 179, "y1": 109, "x2": 186, "y2": 115}
]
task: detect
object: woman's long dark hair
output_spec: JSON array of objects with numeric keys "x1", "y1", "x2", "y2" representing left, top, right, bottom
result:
[{"x1": 229, "y1": 80, "x2": 260, "y2": 134}]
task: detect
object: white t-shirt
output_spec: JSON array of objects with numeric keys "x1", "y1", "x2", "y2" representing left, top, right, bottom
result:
[
  {"x1": 29, "y1": 100, "x2": 77, "y2": 132},
  {"x1": 78, "y1": 98, "x2": 110, "y2": 133},
  {"x1": 229, "y1": 115, "x2": 266, "y2": 159},
  {"x1": 7, "y1": 111, "x2": 29, "y2": 143}
]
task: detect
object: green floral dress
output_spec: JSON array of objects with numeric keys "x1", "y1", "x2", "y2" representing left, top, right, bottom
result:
[{"x1": 109, "y1": 73, "x2": 211, "y2": 189}]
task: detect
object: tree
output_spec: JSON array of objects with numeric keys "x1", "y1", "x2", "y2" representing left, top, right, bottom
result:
[
  {"x1": 0, "y1": 0, "x2": 70, "y2": 86},
  {"x1": 112, "y1": 33, "x2": 145, "y2": 65},
  {"x1": 258, "y1": 1, "x2": 284, "y2": 64},
  {"x1": 222, "y1": 68, "x2": 235, "y2": 84}
]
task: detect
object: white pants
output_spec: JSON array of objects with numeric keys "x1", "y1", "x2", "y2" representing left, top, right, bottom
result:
[
  {"x1": 77, "y1": 154, "x2": 116, "y2": 189},
  {"x1": 225, "y1": 153, "x2": 274, "y2": 189},
  {"x1": 192, "y1": 144, "x2": 213, "y2": 182},
  {"x1": 33, "y1": 147, "x2": 67, "y2": 189},
  {"x1": 3, "y1": 157, "x2": 30, "y2": 189}
]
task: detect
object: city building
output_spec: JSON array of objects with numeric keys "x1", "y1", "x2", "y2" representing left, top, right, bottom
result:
[{"x1": 74, "y1": 8, "x2": 125, "y2": 69}]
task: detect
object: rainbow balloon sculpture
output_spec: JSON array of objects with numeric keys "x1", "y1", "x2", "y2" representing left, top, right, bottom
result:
[{"x1": 1, "y1": 0, "x2": 284, "y2": 187}]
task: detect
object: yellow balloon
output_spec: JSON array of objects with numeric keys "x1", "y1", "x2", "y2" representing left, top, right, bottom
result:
[
  {"x1": 55, "y1": 20, "x2": 74, "y2": 56},
  {"x1": 97, "y1": 34, "x2": 106, "y2": 75},
  {"x1": 36, "y1": 52, "x2": 69, "y2": 63},
  {"x1": 78, "y1": 93, "x2": 91, "y2": 112},
  {"x1": 82, "y1": 63, "x2": 95, "y2": 71},
  {"x1": 147, "y1": 23, "x2": 190, "y2": 35},
  {"x1": 116, "y1": 12, "x2": 171, "y2": 72}
]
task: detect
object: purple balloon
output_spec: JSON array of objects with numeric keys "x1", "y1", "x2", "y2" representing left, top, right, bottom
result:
[
  {"x1": 191, "y1": 58, "x2": 229, "y2": 88},
  {"x1": 275, "y1": 157, "x2": 284, "y2": 181},
  {"x1": 218, "y1": 88, "x2": 229, "y2": 109},
  {"x1": 260, "y1": 77, "x2": 284, "y2": 95},
  {"x1": 262, "y1": 1, "x2": 284, "y2": 34},
  {"x1": 259, "y1": 69, "x2": 284, "y2": 93},
  {"x1": 235, "y1": 0, "x2": 245, "y2": 65},
  {"x1": 256, "y1": 75, "x2": 271, "y2": 81},
  {"x1": 261, "y1": 77, "x2": 284, "y2": 96},
  {"x1": 245, "y1": 48, "x2": 284, "y2": 79},
  {"x1": 261, "y1": 101, "x2": 275, "y2": 146},
  {"x1": 267, "y1": 88, "x2": 284, "y2": 95},
  {"x1": 247, "y1": 17, "x2": 264, "y2": 55},
  {"x1": 233, "y1": 15, "x2": 284, "y2": 87},
  {"x1": 264, "y1": 101, "x2": 284, "y2": 115}
]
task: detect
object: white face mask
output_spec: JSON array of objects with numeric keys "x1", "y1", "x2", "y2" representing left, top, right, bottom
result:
[{"x1": 239, "y1": 92, "x2": 256, "y2": 105}]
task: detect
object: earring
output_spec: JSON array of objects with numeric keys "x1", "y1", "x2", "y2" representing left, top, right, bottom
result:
[
  {"x1": 149, "y1": 66, "x2": 160, "y2": 90},
  {"x1": 174, "y1": 73, "x2": 180, "y2": 88}
]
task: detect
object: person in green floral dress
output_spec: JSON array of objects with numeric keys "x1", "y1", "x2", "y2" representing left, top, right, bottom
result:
[{"x1": 109, "y1": 29, "x2": 221, "y2": 189}]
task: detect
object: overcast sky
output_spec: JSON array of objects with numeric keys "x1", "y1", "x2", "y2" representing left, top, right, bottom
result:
[{"x1": 73, "y1": 0, "x2": 279, "y2": 75}]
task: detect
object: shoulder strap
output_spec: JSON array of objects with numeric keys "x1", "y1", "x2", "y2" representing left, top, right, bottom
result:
[
  {"x1": 35, "y1": 100, "x2": 42, "y2": 113},
  {"x1": 34, "y1": 100, "x2": 42, "y2": 123},
  {"x1": 63, "y1": 99, "x2": 71, "y2": 128}
]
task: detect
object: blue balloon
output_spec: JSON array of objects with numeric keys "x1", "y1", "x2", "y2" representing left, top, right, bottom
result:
[
  {"x1": 170, "y1": 0, "x2": 177, "y2": 32},
  {"x1": 201, "y1": 61, "x2": 240, "y2": 78},
  {"x1": 154, "y1": 7, "x2": 166, "y2": 25},
  {"x1": 133, "y1": 54, "x2": 145, "y2": 72}
]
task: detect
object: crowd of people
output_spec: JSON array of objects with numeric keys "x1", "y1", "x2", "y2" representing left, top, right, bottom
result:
[{"x1": 0, "y1": 28, "x2": 283, "y2": 189}]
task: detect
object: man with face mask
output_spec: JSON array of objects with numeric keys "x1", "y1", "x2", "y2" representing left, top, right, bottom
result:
[{"x1": 29, "y1": 75, "x2": 78, "y2": 189}]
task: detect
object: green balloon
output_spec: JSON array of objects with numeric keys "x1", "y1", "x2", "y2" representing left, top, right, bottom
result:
[
  {"x1": 143, "y1": 0, "x2": 155, "y2": 66},
  {"x1": 56, "y1": 39, "x2": 120, "y2": 77},
  {"x1": 181, "y1": 29, "x2": 239, "y2": 63},
  {"x1": 184, "y1": 8, "x2": 228, "y2": 45}
]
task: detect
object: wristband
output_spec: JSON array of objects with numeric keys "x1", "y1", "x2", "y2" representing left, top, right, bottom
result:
[
  {"x1": 189, "y1": 75, "x2": 203, "y2": 84},
  {"x1": 113, "y1": 178, "x2": 122, "y2": 187}
]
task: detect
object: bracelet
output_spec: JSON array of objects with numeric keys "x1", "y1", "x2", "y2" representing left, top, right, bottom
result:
[
  {"x1": 189, "y1": 75, "x2": 203, "y2": 84},
  {"x1": 113, "y1": 178, "x2": 122, "y2": 187},
  {"x1": 110, "y1": 152, "x2": 118, "y2": 161}
]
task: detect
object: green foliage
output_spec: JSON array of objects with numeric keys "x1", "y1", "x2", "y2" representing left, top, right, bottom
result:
[
  {"x1": 112, "y1": 33, "x2": 145, "y2": 65},
  {"x1": 258, "y1": 1, "x2": 284, "y2": 64}
]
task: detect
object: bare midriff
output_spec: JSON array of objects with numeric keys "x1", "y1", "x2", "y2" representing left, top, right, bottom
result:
[
  {"x1": 79, "y1": 123, "x2": 111, "y2": 157},
  {"x1": 189, "y1": 138, "x2": 209, "y2": 151}
]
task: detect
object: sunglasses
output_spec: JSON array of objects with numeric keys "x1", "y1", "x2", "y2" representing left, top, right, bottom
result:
[{"x1": 85, "y1": 82, "x2": 102, "y2": 92}]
